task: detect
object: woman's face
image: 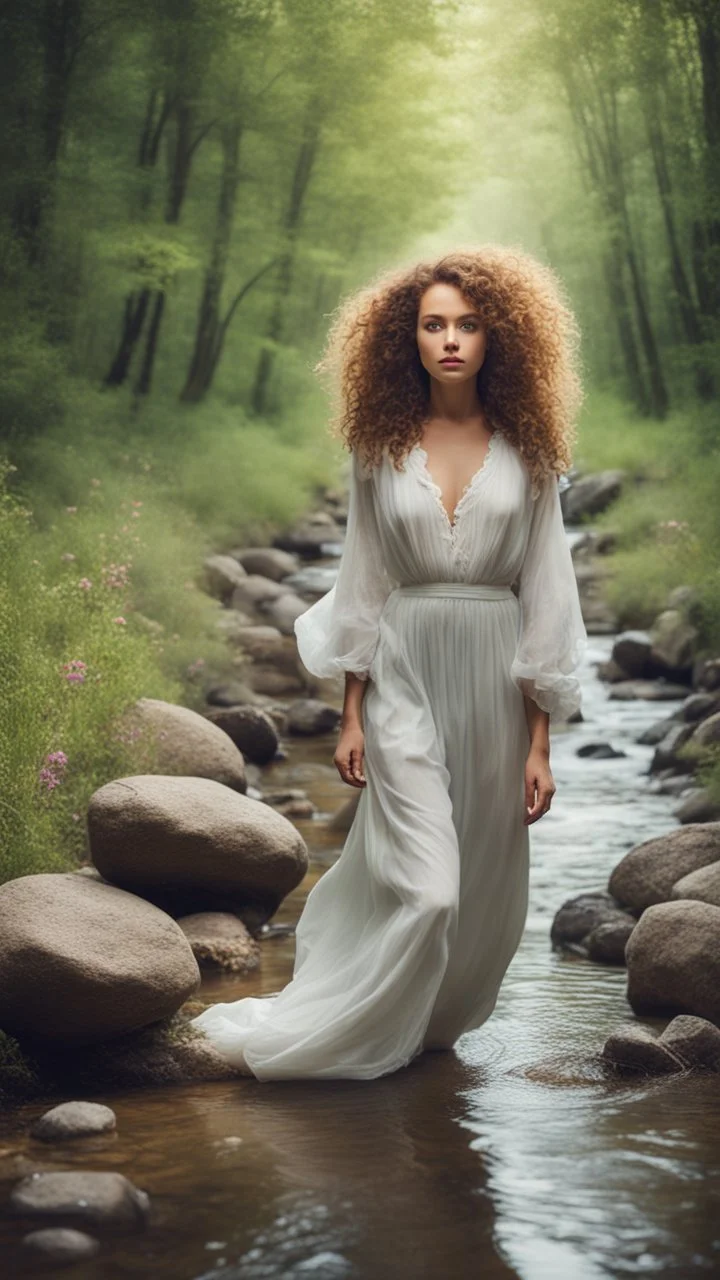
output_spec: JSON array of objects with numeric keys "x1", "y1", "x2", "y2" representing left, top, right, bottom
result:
[{"x1": 416, "y1": 282, "x2": 488, "y2": 385}]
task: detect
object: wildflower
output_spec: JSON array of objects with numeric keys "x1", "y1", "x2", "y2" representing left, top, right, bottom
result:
[
  {"x1": 78, "y1": 577, "x2": 92, "y2": 590},
  {"x1": 39, "y1": 750, "x2": 68, "y2": 792},
  {"x1": 131, "y1": 500, "x2": 143, "y2": 508},
  {"x1": 113, "y1": 616, "x2": 127, "y2": 625},
  {"x1": 71, "y1": 812, "x2": 81, "y2": 822},
  {"x1": 131, "y1": 511, "x2": 140, "y2": 519},
  {"x1": 61, "y1": 552, "x2": 76, "y2": 562},
  {"x1": 90, "y1": 478, "x2": 101, "y2": 488},
  {"x1": 66, "y1": 506, "x2": 77, "y2": 514},
  {"x1": 187, "y1": 657, "x2": 206, "y2": 678},
  {"x1": 61, "y1": 659, "x2": 87, "y2": 685}
]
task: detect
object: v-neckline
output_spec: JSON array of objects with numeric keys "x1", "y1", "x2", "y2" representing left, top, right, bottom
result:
[{"x1": 411, "y1": 429, "x2": 501, "y2": 535}]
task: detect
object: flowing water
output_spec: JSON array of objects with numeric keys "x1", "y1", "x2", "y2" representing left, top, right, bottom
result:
[{"x1": 2, "y1": 536, "x2": 720, "y2": 1278}]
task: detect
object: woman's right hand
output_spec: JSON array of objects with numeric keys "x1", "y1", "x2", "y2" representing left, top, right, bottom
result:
[{"x1": 333, "y1": 724, "x2": 366, "y2": 787}]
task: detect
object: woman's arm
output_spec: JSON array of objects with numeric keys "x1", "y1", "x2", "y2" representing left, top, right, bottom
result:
[
  {"x1": 523, "y1": 696, "x2": 554, "y2": 825},
  {"x1": 334, "y1": 673, "x2": 369, "y2": 788}
]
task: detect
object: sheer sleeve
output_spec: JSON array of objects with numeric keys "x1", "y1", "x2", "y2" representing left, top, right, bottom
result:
[
  {"x1": 510, "y1": 471, "x2": 587, "y2": 722},
  {"x1": 293, "y1": 450, "x2": 395, "y2": 682}
]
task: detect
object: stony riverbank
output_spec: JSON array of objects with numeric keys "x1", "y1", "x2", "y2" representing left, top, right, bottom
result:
[{"x1": 555, "y1": 463, "x2": 720, "y2": 1079}]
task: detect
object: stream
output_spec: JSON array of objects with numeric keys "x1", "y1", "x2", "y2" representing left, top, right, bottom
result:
[{"x1": 2, "y1": 531, "x2": 720, "y2": 1279}]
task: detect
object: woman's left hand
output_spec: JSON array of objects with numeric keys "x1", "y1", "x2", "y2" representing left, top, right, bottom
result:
[{"x1": 524, "y1": 748, "x2": 556, "y2": 825}]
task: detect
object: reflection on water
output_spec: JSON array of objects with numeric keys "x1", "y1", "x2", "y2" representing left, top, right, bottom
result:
[{"x1": 1, "y1": 631, "x2": 719, "y2": 1279}]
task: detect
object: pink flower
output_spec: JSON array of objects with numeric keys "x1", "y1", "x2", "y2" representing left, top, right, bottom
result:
[
  {"x1": 78, "y1": 577, "x2": 92, "y2": 591},
  {"x1": 131, "y1": 500, "x2": 143, "y2": 508},
  {"x1": 61, "y1": 659, "x2": 87, "y2": 685},
  {"x1": 113, "y1": 616, "x2": 127, "y2": 625}
]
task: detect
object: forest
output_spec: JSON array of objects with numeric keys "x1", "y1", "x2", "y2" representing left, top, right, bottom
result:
[{"x1": 1, "y1": 0, "x2": 718, "y2": 876}]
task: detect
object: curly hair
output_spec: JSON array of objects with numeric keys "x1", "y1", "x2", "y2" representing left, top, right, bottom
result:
[{"x1": 313, "y1": 243, "x2": 583, "y2": 491}]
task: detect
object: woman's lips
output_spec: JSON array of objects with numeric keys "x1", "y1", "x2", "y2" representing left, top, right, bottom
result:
[{"x1": 440, "y1": 358, "x2": 464, "y2": 365}]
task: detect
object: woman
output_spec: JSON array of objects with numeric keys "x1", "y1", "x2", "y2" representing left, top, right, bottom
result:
[{"x1": 190, "y1": 245, "x2": 587, "y2": 1081}]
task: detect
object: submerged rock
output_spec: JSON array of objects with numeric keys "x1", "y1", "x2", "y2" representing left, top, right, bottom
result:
[
  {"x1": 30, "y1": 1101, "x2": 117, "y2": 1142},
  {"x1": 11, "y1": 1171, "x2": 150, "y2": 1233}
]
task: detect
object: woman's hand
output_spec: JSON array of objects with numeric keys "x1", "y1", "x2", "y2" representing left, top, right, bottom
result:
[
  {"x1": 524, "y1": 746, "x2": 555, "y2": 824},
  {"x1": 334, "y1": 724, "x2": 367, "y2": 788}
]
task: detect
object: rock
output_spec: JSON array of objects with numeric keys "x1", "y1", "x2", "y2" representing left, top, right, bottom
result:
[
  {"x1": 247, "y1": 664, "x2": 306, "y2": 696},
  {"x1": 30, "y1": 1102, "x2": 116, "y2": 1142},
  {"x1": 595, "y1": 657, "x2": 631, "y2": 683},
  {"x1": 286, "y1": 699, "x2": 343, "y2": 735},
  {"x1": 10, "y1": 1171, "x2": 150, "y2": 1232},
  {"x1": 550, "y1": 891, "x2": 635, "y2": 953},
  {"x1": 118, "y1": 698, "x2": 247, "y2": 793},
  {"x1": 636, "y1": 713, "x2": 682, "y2": 746},
  {"x1": 87, "y1": 775, "x2": 308, "y2": 921},
  {"x1": 561, "y1": 469, "x2": 625, "y2": 522},
  {"x1": 693, "y1": 655, "x2": 720, "y2": 693},
  {"x1": 576, "y1": 742, "x2": 627, "y2": 759},
  {"x1": 681, "y1": 692, "x2": 720, "y2": 723},
  {"x1": 213, "y1": 610, "x2": 258, "y2": 641},
  {"x1": 649, "y1": 722, "x2": 697, "y2": 774},
  {"x1": 0, "y1": 873, "x2": 199, "y2": 1045},
  {"x1": 203, "y1": 555, "x2": 247, "y2": 602},
  {"x1": 328, "y1": 791, "x2": 363, "y2": 833},
  {"x1": 586, "y1": 916, "x2": 636, "y2": 964},
  {"x1": 231, "y1": 547, "x2": 300, "y2": 580},
  {"x1": 658, "y1": 1014, "x2": 720, "y2": 1070},
  {"x1": 22, "y1": 1228, "x2": 100, "y2": 1264},
  {"x1": 625, "y1": 899, "x2": 720, "y2": 1024},
  {"x1": 671, "y1": 859, "x2": 720, "y2": 906},
  {"x1": 601, "y1": 1024, "x2": 684, "y2": 1076},
  {"x1": 690, "y1": 711, "x2": 720, "y2": 750},
  {"x1": 667, "y1": 585, "x2": 699, "y2": 614},
  {"x1": 177, "y1": 912, "x2": 260, "y2": 973},
  {"x1": 608, "y1": 680, "x2": 691, "y2": 701},
  {"x1": 230, "y1": 575, "x2": 288, "y2": 614},
  {"x1": 609, "y1": 822, "x2": 720, "y2": 911},
  {"x1": 612, "y1": 631, "x2": 652, "y2": 679},
  {"x1": 650, "y1": 774, "x2": 698, "y2": 798},
  {"x1": 205, "y1": 706, "x2": 279, "y2": 765},
  {"x1": 273, "y1": 521, "x2": 345, "y2": 556},
  {"x1": 673, "y1": 789, "x2": 720, "y2": 825},
  {"x1": 260, "y1": 591, "x2": 312, "y2": 636},
  {"x1": 205, "y1": 680, "x2": 263, "y2": 707},
  {"x1": 228, "y1": 625, "x2": 285, "y2": 659},
  {"x1": 649, "y1": 609, "x2": 699, "y2": 676}
]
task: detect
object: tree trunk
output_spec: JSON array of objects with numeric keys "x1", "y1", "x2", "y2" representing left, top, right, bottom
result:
[
  {"x1": 251, "y1": 94, "x2": 323, "y2": 417},
  {"x1": 180, "y1": 119, "x2": 242, "y2": 402}
]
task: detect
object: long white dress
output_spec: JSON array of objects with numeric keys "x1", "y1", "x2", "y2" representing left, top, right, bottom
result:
[{"x1": 190, "y1": 428, "x2": 587, "y2": 1080}]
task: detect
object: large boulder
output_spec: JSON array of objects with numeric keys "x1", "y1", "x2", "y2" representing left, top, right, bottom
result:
[
  {"x1": 87, "y1": 775, "x2": 308, "y2": 922},
  {"x1": 671, "y1": 859, "x2": 720, "y2": 907},
  {"x1": 560, "y1": 469, "x2": 625, "y2": 522},
  {"x1": 608, "y1": 822, "x2": 720, "y2": 911},
  {"x1": 625, "y1": 899, "x2": 720, "y2": 1024},
  {"x1": 0, "y1": 873, "x2": 200, "y2": 1045},
  {"x1": 119, "y1": 698, "x2": 247, "y2": 793}
]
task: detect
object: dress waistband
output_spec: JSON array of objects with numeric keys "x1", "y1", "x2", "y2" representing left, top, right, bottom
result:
[{"x1": 393, "y1": 582, "x2": 515, "y2": 600}]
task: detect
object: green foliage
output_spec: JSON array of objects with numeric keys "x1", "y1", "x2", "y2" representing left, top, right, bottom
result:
[
  {"x1": 0, "y1": 457, "x2": 183, "y2": 882},
  {"x1": 577, "y1": 397, "x2": 720, "y2": 644}
]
